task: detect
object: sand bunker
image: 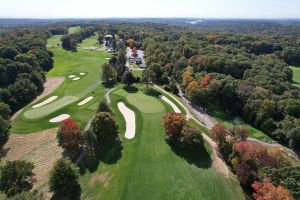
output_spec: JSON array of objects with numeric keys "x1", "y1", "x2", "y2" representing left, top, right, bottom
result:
[
  {"x1": 72, "y1": 77, "x2": 81, "y2": 81},
  {"x1": 79, "y1": 72, "x2": 86, "y2": 75},
  {"x1": 78, "y1": 96, "x2": 94, "y2": 106},
  {"x1": 160, "y1": 95, "x2": 181, "y2": 113},
  {"x1": 105, "y1": 58, "x2": 110, "y2": 60},
  {"x1": 49, "y1": 114, "x2": 70, "y2": 123},
  {"x1": 68, "y1": 75, "x2": 76, "y2": 78},
  {"x1": 32, "y1": 96, "x2": 58, "y2": 108},
  {"x1": 117, "y1": 102, "x2": 136, "y2": 139}
]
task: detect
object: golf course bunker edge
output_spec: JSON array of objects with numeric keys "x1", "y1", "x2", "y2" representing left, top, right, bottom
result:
[{"x1": 117, "y1": 102, "x2": 136, "y2": 139}]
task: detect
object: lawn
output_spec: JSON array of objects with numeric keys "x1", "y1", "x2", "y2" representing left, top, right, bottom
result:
[
  {"x1": 68, "y1": 26, "x2": 81, "y2": 34},
  {"x1": 291, "y1": 66, "x2": 300, "y2": 89},
  {"x1": 11, "y1": 35, "x2": 110, "y2": 134},
  {"x1": 79, "y1": 85, "x2": 244, "y2": 200}
]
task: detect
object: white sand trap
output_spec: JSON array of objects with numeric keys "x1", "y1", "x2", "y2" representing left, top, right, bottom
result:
[
  {"x1": 68, "y1": 75, "x2": 76, "y2": 78},
  {"x1": 49, "y1": 114, "x2": 70, "y2": 123},
  {"x1": 117, "y1": 102, "x2": 136, "y2": 139},
  {"x1": 160, "y1": 95, "x2": 181, "y2": 113},
  {"x1": 105, "y1": 58, "x2": 110, "y2": 60},
  {"x1": 78, "y1": 96, "x2": 94, "y2": 106},
  {"x1": 32, "y1": 96, "x2": 58, "y2": 108},
  {"x1": 72, "y1": 77, "x2": 81, "y2": 81},
  {"x1": 79, "y1": 72, "x2": 86, "y2": 76}
]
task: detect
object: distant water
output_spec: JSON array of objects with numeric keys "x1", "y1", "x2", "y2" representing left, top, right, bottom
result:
[{"x1": 189, "y1": 19, "x2": 203, "y2": 24}]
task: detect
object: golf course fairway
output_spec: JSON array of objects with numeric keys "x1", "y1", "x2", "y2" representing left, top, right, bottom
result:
[
  {"x1": 12, "y1": 34, "x2": 110, "y2": 134},
  {"x1": 79, "y1": 86, "x2": 244, "y2": 200}
]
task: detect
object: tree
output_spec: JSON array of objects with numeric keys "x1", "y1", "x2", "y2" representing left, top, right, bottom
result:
[
  {"x1": 199, "y1": 74, "x2": 213, "y2": 89},
  {"x1": 91, "y1": 112, "x2": 119, "y2": 146},
  {"x1": 258, "y1": 166, "x2": 300, "y2": 198},
  {"x1": 0, "y1": 116, "x2": 10, "y2": 139},
  {"x1": 98, "y1": 33, "x2": 104, "y2": 44},
  {"x1": 210, "y1": 123, "x2": 227, "y2": 149},
  {"x1": 117, "y1": 48, "x2": 127, "y2": 66},
  {"x1": 84, "y1": 130, "x2": 97, "y2": 156},
  {"x1": 141, "y1": 70, "x2": 155, "y2": 87},
  {"x1": 102, "y1": 63, "x2": 116, "y2": 83},
  {"x1": 179, "y1": 124, "x2": 204, "y2": 150},
  {"x1": 57, "y1": 119, "x2": 83, "y2": 151},
  {"x1": 121, "y1": 71, "x2": 136, "y2": 86},
  {"x1": 252, "y1": 178, "x2": 294, "y2": 200},
  {"x1": 287, "y1": 127, "x2": 300, "y2": 151},
  {"x1": 98, "y1": 101, "x2": 112, "y2": 113},
  {"x1": 49, "y1": 158, "x2": 79, "y2": 195},
  {"x1": 0, "y1": 160, "x2": 35, "y2": 197},
  {"x1": 163, "y1": 112, "x2": 187, "y2": 140}
]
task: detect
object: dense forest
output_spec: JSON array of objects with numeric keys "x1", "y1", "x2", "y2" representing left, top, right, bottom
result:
[{"x1": 0, "y1": 28, "x2": 54, "y2": 140}]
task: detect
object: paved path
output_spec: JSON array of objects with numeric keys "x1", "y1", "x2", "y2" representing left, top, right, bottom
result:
[
  {"x1": 84, "y1": 87, "x2": 117, "y2": 131},
  {"x1": 154, "y1": 85, "x2": 231, "y2": 177}
]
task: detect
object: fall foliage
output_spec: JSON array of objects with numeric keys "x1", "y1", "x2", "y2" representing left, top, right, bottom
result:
[
  {"x1": 199, "y1": 74, "x2": 212, "y2": 89},
  {"x1": 57, "y1": 119, "x2": 83, "y2": 151},
  {"x1": 252, "y1": 178, "x2": 294, "y2": 200},
  {"x1": 163, "y1": 112, "x2": 187, "y2": 139}
]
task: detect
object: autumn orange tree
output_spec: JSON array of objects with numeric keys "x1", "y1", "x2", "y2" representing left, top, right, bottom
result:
[
  {"x1": 163, "y1": 112, "x2": 187, "y2": 140},
  {"x1": 232, "y1": 141, "x2": 277, "y2": 185},
  {"x1": 57, "y1": 119, "x2": 83, "y2": 152},
  {"x1": 252, "y1": 178, "x2": 294, "y2": 200},
  {"x1": 199, "y1": 74, "x2": 212, "y2": 89},
  {"x1": 211, "y1": 123, "x2": 227, "y2": 149}
]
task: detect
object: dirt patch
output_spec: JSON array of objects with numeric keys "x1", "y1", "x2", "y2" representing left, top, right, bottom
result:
[
  {"x1": 1, "y1": 129, "x2": 63, "y2": 188},
  {"x1": 202, "y1": 133, "x2": 232, "y2": 177},
  {"x1": 11, "y1": 77, "x2": 65, "y2": 120},
  {"x1": 89, "y1": 172, "x2": 111, "y2": 188}
]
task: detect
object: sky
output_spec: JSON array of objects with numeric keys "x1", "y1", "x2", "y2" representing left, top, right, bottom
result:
[{"x1": 0, "y1": 0, "x2": 299, "y2": 19}]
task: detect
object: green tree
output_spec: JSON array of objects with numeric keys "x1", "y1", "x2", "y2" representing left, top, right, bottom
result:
[
  {"x1": 287, "y1": 127, "x2": 300, "y2": 151},
  {"x1": 49, "y1": 158, "x2": 79, "y2": 195},
  {"x1": 102, "y1": 63, "x2": 116, "y2": 83},
  {"x1": 180, "y1": 124, "x2": 204, "y2": 150},
  {"x1": 141, "y1": 70, "x2": 155, "y2": 87},
  {"x1": 0, "y1": 160, "x2": 35, "y2": 197},
  {"x1": 91, "y1": 112, "x2": 119, "y2": 146},
  {"x1": 98, "y1": 101, "x2": 112, "y2": 113},
  {"x1": 121, "y1": 71, "x2": 136, "y2": 86}
]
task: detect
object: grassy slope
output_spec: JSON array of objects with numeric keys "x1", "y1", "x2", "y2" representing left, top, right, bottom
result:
[
  {"x1": 12, "y1": 36, "x2": 109, "y2": 134},
  {"x1": 291, "y1": 66, "x2": 300, "y2": 88},
  {"x1": 79, "y1": 85, "x2": 244, "y2": 200},
  {"x1": 211, "y1": 110, "x2": 273, "y2": 142}
]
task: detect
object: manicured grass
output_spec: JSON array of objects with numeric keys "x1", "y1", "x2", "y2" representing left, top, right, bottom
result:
[
  {"x1": 211, "y1": 110, "x2": 273, "y2": 142},
  {"x1": 79, "y1": 85, "x2": 244, "y2": 200},
  {"x1": 12, "y1": 36, "x2": 110, "y2": 134},
  {"x1": 68, "y1": 26, "x2": 81, "y2": 34},
  {"x1": 79, "y1": 33, "x2": 103, "y2": 49},
  {"x1": 188, "y1": 118, "x2": 210, "y2": 135},
  {"x1": 132, "y1": 70, "x2": 143, "y2": 77},
  {"x1": 291, "y1": 66, "x2": 300, "y2": 88},
  {"x1": 46, "y1": 35, "x2": 62, "y2": 47}
]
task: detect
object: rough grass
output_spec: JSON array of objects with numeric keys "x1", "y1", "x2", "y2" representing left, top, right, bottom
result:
[
  {"x1": 291, "y1": 66, "x2": 300, "y2": 88},
  {"x1": 79, "y1": 85, "x2": 244, "y2": 200},
  {"x1": 0, "y1": 129, "x2": 63, "y2": 188},
  {"x1": 12, "y1": 35, "x2": 109, "y2": 134},
  {"x1": 211, "y1": 110, "x2": 273, "y2": 142}
]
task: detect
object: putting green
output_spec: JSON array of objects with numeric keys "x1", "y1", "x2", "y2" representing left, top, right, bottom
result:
[
  {"x1": 24, "y1": 96, "x2": 79, "y2": 119},
  {"x1": 127, "y1": 93, "x2": 164, "y2": 113}
]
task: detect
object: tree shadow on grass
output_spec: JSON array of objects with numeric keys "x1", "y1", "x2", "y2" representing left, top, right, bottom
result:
[
  {"x1": 122, "y1": 85, "x2": 138, "y2": 93},
  {"x1": 166, "y1": 139, "x2": 212, "y2": 168},
  {"x1": 101, "y1": 80, "x2": 117, "y2": 89},
  {"x1": 78, "y1": 140, "x2": 122, "y2": 174},
  {"x1": 51, "y1": 183, "x2": 82, "y2": 200}
]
